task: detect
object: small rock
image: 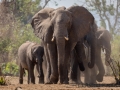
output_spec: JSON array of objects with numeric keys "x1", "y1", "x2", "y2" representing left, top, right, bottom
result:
[{"x1": 15, "y1": 87, "x2": 22, "y2": 90}]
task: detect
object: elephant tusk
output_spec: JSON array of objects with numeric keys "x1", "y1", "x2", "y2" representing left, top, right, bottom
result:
[
  {"x1": 64, "y1": 37, "x2": 69, "y2": 40},
  {"x1": 51, "y1": 36, "x2": 55, "y2": 41}
]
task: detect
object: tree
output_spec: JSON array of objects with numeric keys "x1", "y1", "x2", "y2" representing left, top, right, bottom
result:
[
  {"x1": 0, "y1": 0, "x2": 41, "y2": 62},
  {"x1": 84, "y1": 0, "x2": 120, "y2": 35}
]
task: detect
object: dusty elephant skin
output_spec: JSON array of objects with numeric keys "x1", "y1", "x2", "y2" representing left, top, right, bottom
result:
[
  {"x1": 17, "y1": 41, "x2": 44, "y2": 84},
  {"x1": 31, "y1": 6, "x2": 96, "y2": 84},
  {"x1": 70, "y1": 29, "x2": 112, "y2": 84}
]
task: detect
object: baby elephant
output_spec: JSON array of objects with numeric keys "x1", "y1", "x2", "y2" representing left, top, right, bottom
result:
[{"x1": 17, "y1": 41, "x2": 44, "y2": 84}]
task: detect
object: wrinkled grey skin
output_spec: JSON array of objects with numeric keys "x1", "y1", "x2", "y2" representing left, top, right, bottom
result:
[
  {"x1": 70, "y1": 29, "x2": 112, "y2": 84},
  {"x1": 17, "y1": 41, "x2": 44, "y2": 84},
  {"x1": 31, "y1": 6, "x2": 96, "y2": 84}
]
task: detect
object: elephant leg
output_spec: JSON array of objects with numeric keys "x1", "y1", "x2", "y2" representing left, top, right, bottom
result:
[
  {"x1": 77, "y1": 68, "x2": 83, "y2": 84},
  {"x1": 44, "y1": 43, "x2": 51, "y2": 84},
  {"x1": 19, "y1": 64, "x2": 24, "y2": 84},
  {"x1": 69, "y1": 50, "x2": 79, "y2": 84},
  {"x1": 27, "y1": 70, "x2": 30, "y2": 84},
  {"x1": 48, "y1": 44, "x2": 58, "y2": 84},
  {"x1": 83, "y1": 61, "x2": 90, "y2": 84},
  {"x1": 28, "y1": 62, "x2": 35, "y2": 84},
  {"x1": 63, "y1": 42, "x2": 77, "y2": 84},
  {"x1": 89, "y1": 65, "x2": 97, "y2": 84},
  {"x1": 35, "y1": 64, "x2": 44, "y2": 84},
  {"x1": 75, "y1": 41, "x2": 85, "y2": 71},
  {"x1": 96, "y1": 55, "x2": 105, "y2": 82}
]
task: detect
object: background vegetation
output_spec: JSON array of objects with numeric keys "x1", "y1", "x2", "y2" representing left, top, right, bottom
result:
[{"x1": 0, "y1": 0, "x2": 120, "y2": 76}]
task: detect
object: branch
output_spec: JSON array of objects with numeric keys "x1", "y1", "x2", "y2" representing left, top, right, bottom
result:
[
  {"x1": 92, "y1": 0, "x2": 106, "y2": 27},
  {"x1": 42, "y1": 0, "x2": 51, "y2": 9},
  {"x1": 113, "y1": 0, "x2": 119, "y2": 31},
  {"x1": 101, "y1": 0, "x2": 114, "y2": 33}
]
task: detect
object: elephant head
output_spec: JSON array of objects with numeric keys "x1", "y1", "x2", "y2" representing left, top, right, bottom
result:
[
  {"x1": 27, "y1": 43, "x2": 44, "y2": 82},
  {"x1": 31, "y1": 6, "x2": 96, "y2": 70},
  {"x1": 96, "y1": 29, "x2": 112, "y2": 66}
]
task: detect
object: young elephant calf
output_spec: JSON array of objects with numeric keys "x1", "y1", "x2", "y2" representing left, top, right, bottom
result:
[{"x1": 17, "y1": 41, "x2": 44, "y2": 84}]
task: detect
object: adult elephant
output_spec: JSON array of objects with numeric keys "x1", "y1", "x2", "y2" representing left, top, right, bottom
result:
[
  {"x1": 31, "y1": 6, "x2": 96, "y2": 84},
  {"x1": 17, "y1": 41, "x2": 44, "y2": 84},
  {"x1": 69, "y1": 29, "x2": 112, "y2": 84}
]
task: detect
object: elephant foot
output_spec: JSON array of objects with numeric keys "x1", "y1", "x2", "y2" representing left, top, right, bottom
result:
[
  {"x1": 57, "y1": 80, "x2": 63, "y2": 84},
  {"x1": 30, "y1": 82, "x2": 35, "y2": 84},
  {"x1": 69, "y1": 79, "x2": 83, "y2": 84},
  {"x1": 44, "y1": 80, "x2": 52, "y2": 84},
  {"x1": 44, "y1": 78, "x2": 52, "y2": 84},
  {"x1": 96, "y1": 74, "x2": 104, "y2": 82},
  {"x1": 39, "y1": 77, "x2": 44, "y2": 84},
  {"x1": 63, "y1": 80, "x2": 69, "y2": 84},
  {"x1": 57, "y1": 80, "x2": 68, "y2": 84},
  {"x1": 50, "y1": 74, "x2": 58, "y2": 84},
  {"x1": 31, "y1": 80, "x2": 35, "y2": 84},
  {"x1": 78, "y1": 80, "x2": 83, "y2": 84},
  {"x1": 19, "y1": 78, "x2": 23, "y2": 84},
  {"x1": 69, "y1": 79, "x2": 78, "y2": 84},
  {"x1": 84, "y1": 78, "x2": 90, "y2": 84},
  {"x1": 89, "y1": 81, "x2": 97, "y2": 84}
]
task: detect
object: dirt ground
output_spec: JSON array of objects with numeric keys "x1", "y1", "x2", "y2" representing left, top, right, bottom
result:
[{"x1": 0, "y1": 76, "x2": 120, "y2": 90}]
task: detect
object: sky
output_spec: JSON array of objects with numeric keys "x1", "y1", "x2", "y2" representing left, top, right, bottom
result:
[
  {"x1": 46, "y1": 0, "x2": 100, "y2": 18},
  {"x1": 40, "y1": 0, "x2": 101, "y2": 28},
  {"x1": 47, "y1": 0, "x2": 85, "y2": 8},
  {"x1": 42, "y1": 0, "x2": 86, "y2": 8}
]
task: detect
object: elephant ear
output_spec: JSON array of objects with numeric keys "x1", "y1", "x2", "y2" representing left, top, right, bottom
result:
[
  {"x1": 31, "y1": 8, "x2": 54, "y2": 43},
  {"x1": 67, "y1": 6, "x2": 94, "y2": 43},
  {"x1": 27, "y1": 43, "x2": 36, "y2": 61}
]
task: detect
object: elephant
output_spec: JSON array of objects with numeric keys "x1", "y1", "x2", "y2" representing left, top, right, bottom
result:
[
  {"x1": 69, "y1": 29, "x2": 112, "y2": 84},
  {"x1": 31, "y1": 6, "x2": 96, "y2": 84},
  {"x1": 17, "y1": 41, "x2": 44, "y2": 84}
]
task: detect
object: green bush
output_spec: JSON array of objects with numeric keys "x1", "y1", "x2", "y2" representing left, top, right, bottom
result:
[
  {"x1": 0, "y1": 76, "x2": 6, "y2": 85},
  {"x1": 2, "y1": 62, "x2": 19, "y2": 76}
]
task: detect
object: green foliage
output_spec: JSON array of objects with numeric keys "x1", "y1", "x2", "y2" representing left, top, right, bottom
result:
[
  {"x1": 14, "y1": 0, "x2": 41, "y2": 24},
  {"x1": 0, "y1": 0, "x2": 41, "y2": 62},
  {"x1": 111, "y1": 35, "x2": 120, "y2": 62},
  {"x1": 2, "y1": 62, "x2": 19, "y2": 76},
  {"x1": 0, "y1": 76, "x2": 6, "y2": 85},
  {"x1": 9, "y1": 22, "x2": 40, "y2": 56},
  {"x1": 0, "y1": 38, "x2": 11, "y2": 53}
]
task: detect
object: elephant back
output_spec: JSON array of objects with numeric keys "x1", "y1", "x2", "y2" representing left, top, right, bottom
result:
[
  {"x1": 67, "y1": 6, "x2": 94, "y2": 24},
  {"x1": 67, "y1": 6, "x2": 95, "y2": 43}
]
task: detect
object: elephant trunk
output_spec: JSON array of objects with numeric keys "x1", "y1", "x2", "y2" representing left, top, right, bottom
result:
[
  {"x1": 56, "y1": 37, "x2": 65, "y2": 83},
  {"x1": 51, "y1": 25, "x2": 69, "y2": 42},
  {"x1": 104, "y1": 41, "x2": 111, "y2": 66},
  {"x1": 88, "y1": 39, "x2": 96, "y2": 68},
  {"x1": 87, "y1": 30, "x2": 96, "y2": 68}
]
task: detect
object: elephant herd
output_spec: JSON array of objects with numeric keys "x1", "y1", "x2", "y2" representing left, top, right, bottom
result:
[{"x1": 17, "y1": 6, "x2": 112, "y2": 84}]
